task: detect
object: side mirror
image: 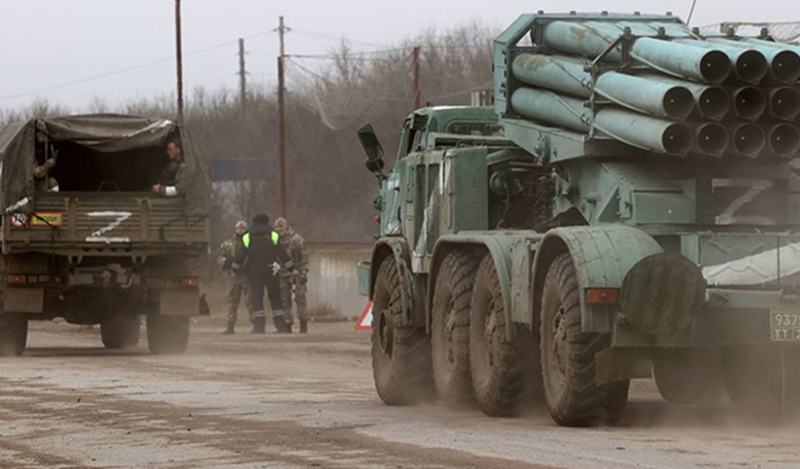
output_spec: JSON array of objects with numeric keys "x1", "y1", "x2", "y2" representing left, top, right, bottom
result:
[{"x1": 357, "y1": 124, "x2": 385, "y2": 175}]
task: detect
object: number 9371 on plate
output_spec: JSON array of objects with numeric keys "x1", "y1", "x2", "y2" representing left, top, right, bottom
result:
[{"x1": 770, "y1": 310, "x2": 800, "y2": 341}]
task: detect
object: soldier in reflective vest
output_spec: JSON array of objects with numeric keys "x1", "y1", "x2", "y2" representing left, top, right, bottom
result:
[{"x1": 232, "y1": 213, "x2": 296, "y2": 334}]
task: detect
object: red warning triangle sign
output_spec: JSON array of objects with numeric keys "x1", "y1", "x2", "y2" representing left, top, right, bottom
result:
[{"x1": 355, "y1": 301, "x2": 373, "y2": 331}]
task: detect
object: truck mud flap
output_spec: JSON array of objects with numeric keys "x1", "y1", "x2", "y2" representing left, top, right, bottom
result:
[
  {"x1": 159, "y1": 288, "x2": 199, "y2": 316},
  {"x1": 620, "y1": 252, "x2": 706, "y2": 336},
  {"x1": 4, "y1": 287, "x2": 44, "y2": 313}
]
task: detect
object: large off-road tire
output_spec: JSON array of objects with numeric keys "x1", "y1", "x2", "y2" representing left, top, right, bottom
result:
[
  {"x1": 147, "y1": 315, "x2": 190, "y2": 355},
  {"x1": 371, "y1": 258, "x2": 433, "y2": 406},
  {"x1": 431, "y1": 249, "x2": 482, "y2": 409},
  {"x1": 469, "y1": 255, "x2": 541, "y2": 417},
  {"x1": 540, "y1": 253, "x2": 629, "y2": 427},
  {"x1": 721, "y1": 346, "x2": 799, "y2": 417},
  {"x1": 653, "y1": 348, "x2": 724, "y2": 405},
  {"x1": 101, "y1": 315, "x2": 141, "y2": 350},
  {"x1": 0, "y1": 313, "x2": 28, "y2": 357}
]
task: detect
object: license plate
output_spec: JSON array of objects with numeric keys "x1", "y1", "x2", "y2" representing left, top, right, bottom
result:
[{"x1": 770, "y1": 309, "x2": 800, "y2": 342}]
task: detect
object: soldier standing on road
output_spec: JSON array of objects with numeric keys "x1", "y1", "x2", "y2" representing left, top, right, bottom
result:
[
  {"x1": 218, "y1": 220, "x2": 252, "y2": 335},
  {"x1": 152, "y1": 139, "x2": 185, "y2": 197},
  {"x1": 274, "y1": 217, "x2": 310, "y2": 334},
  {"x1": 232, "y1": 213, "x2": 296, "y2": 334}
]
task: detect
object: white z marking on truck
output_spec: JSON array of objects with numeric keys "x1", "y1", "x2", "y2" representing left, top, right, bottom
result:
[{"x1": 85, "y1": 211, "x2": 132, "y2": 244}]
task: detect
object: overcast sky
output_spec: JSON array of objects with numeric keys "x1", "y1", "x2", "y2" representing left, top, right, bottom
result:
[{"x1": 0, "y1": 0, "x2": 796, "y2": 112}]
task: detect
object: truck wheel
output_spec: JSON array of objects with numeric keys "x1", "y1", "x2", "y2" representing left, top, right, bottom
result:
[
  {"x1": 431, "y1": 249, "x2": 481, "y2": 409},
  {"x1": 653, "y1": 348, "x2": 724, "y2": 405},
  {"x1": 722, "y1": 346, "x2": 783, "y2": 414},
  {"x1": 469, "y1": 255, "x2": 541, "y2": 417},
  {"x1": 147, "y1": 315, "x2": 190, "y2": 355},
  {"x1": 101, "y1": 315, "x2": 141, "y2": 350},
  {"x1": 371, "y1": 258, "x2": 433, "y2": 405},
  {"x1": 0, "y1": 313, "x2": 28, "y2": 357},
  {"x1": 540, "y1": 253, "x2": 629, "y2": 427}
]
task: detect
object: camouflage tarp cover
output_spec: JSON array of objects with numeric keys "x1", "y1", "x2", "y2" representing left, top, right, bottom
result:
[{"x1": 0, "y1": 114, "x2": 211, "y2": 216}]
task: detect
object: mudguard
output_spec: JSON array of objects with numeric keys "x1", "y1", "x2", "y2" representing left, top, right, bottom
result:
[
  {"x1": 428, "y1": 231, "x2": 541, "y2": 339},
  {"x1": 532, "y1": 225, "x2": 663, "y2": 333},
  {"x1": 369, "y1": 237, "x2": 425, "y2": 327}
]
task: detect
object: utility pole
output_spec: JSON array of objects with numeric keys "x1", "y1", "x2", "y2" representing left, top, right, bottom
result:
[
  {"x1": 412, "y1": 46, "x2": 421, "y2": 110},
  {"x1": 277, "y1": 16, "x2": 288, "y2": 218},
  {"x1": 174, "y1": 0, "x2": 184, "y2": 123},
  {"x1": 238, "y1": 38, "x2": 247, "y2": 118}
]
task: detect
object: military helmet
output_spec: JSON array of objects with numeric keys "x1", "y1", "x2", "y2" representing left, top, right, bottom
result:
[{"x1": 274, "y1": 217, "x2": 289, "y2": 230}]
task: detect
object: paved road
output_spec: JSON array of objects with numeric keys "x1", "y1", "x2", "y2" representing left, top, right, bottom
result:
[{"x1": 1, "y1": 320, "x2": 799, "y2": 469}]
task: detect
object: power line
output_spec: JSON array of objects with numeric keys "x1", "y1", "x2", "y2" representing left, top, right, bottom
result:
[
  {"x1": 291, "y1": 28, "x2": 384, "y2": 47},
  {"x1": 0, "y1": 31, "x2": 275, "y2": 104}
]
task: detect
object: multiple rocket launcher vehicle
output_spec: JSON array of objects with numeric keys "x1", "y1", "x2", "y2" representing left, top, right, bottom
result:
[{"x1": 507, "y1": 14, "x2": 800, "y2": 159}]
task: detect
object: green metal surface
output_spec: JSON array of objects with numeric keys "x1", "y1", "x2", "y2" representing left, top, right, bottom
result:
[
  {"x1": 369, "y1": 237, "x2": 425, "y2": 327},
  {"x1": 361, "y1": 12, "x2": 800, "y2": 362},
  {"x1": 533, "y1": 225, "x2": 663, "y2": 333},
  {"x1": 513, "y1": 54, "x2": 695, "y2": 119},
  {"x1": 620, "y1": 252, "x2": 706, "y2": 336}
]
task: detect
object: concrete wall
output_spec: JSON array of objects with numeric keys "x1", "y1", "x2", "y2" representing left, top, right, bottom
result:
[{"x1": 305, "y1": 248, "x2": 371, "y2": 319}]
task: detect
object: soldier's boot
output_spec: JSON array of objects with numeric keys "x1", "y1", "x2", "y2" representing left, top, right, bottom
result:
[
  {"x1": 272, "y1": 312, "x2": 291, "y2": 333},
  {"x1": 300, "y1": 320, "x2": 308, "y2": 334},
  {"x1": 252, "y1": 316, "x2": 266, "y2": 334},
  {"x1": 222, "y1": 321, "x2": 235, "y2": 335}
]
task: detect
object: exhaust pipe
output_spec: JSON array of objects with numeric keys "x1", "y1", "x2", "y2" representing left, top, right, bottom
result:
[{"x1": 726, "y1": 122, "x2": 767, "y2": 158}]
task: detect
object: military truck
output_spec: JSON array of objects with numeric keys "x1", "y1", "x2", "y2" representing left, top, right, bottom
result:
[
  {"x1": 0, "y1": 115, "x2": 210, "y2": 356},
  {"x1": 358, "y1": 12, "x2": 800, "y2": 426}
]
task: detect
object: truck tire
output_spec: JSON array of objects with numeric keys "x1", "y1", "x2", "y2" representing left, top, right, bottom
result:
[
  {"x1": 431, "y1": 249, "x2": 482, "y2": 409},
  {"x1": 469, "y1": 255, "x2": 541, "y2": 417},
  {"x1": 147, "y1": 315, "x2": 190, "y2": 355},
  {"x1": 653, "y1": 348, "x2": 724, "y2": 405},
  {"x1": 722, "y1": 346, "x2": 782, "y2": 413},
  {"x1": 0, "y1": 313, "x2": 28, "y2": 357},
  {"x1": 540, "y1": 253, "x2": 629, "y2": 427},
  {"x1": 371, "y1": 258, "x2": 433, "y2": 405},
  {"x1": 101, "y1": 315, "x2": 141, "y2": 350}
]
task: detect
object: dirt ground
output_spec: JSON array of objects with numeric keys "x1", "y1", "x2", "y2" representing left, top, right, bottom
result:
[{"x1": 1, "y1": 319, "x2": 800, "y2": 469}]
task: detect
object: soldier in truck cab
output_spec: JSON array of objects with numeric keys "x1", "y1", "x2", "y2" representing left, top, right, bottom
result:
[{"x1": 151, "y1": 139, "x2": 185, "y2": 197}]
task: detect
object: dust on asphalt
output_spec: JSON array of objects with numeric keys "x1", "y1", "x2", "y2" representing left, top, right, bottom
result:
[{"x1": 0, "y1": 320, "x2": 799, "y2": 469}]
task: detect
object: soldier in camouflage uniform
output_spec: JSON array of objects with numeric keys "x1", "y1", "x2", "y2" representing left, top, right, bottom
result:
[
  {"x1": 274, "y1": 217, "x2": 310, "y2": 333},
  {"x1": 218, "y1": 221, "x2": 252, "y2": 335},
  {"x1": 34, "y1": 147, "x2": 59, "y2": 192}
]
